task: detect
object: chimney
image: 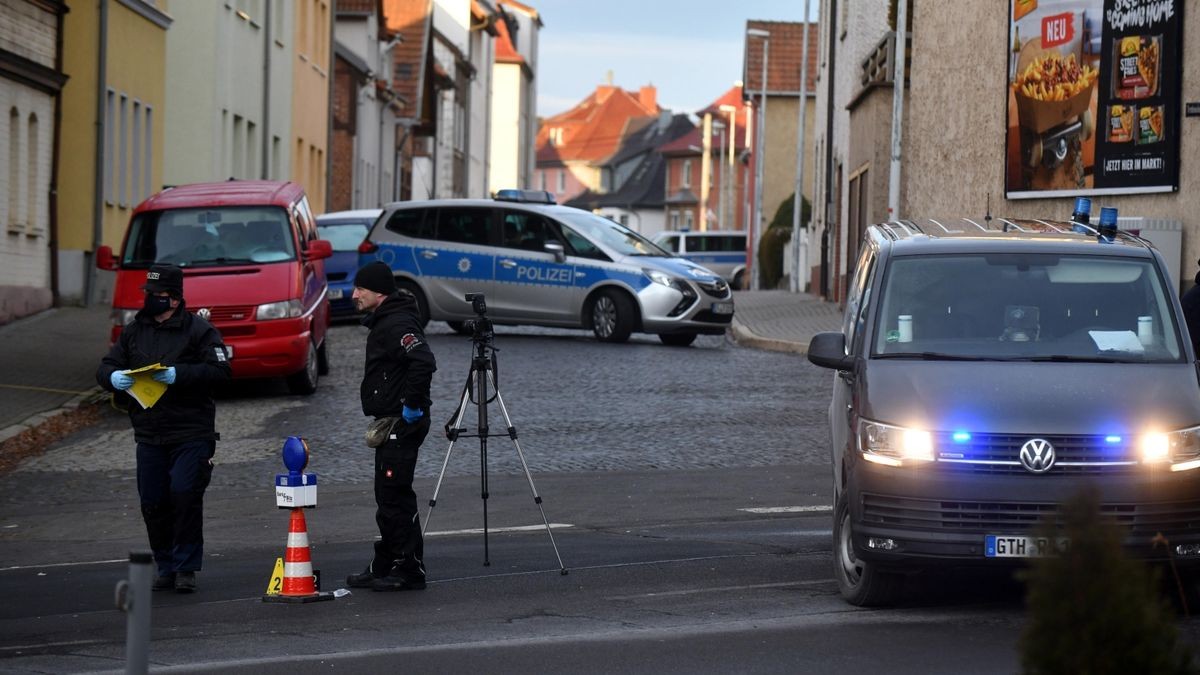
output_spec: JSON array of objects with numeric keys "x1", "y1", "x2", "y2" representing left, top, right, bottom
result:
[{"x1": 639, "y1": 85, "x2": 657, "y2": 111}]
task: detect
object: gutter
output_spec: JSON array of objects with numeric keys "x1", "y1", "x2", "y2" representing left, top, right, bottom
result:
[
  {"x1": 48, "y1": 2, "x2": 69, "y2": 306},
  {"x1": 87, "y1": 0, "x2": 109, "y2": 307},
  {"x1": 262, "y1": 0, "x2": 271, "y2": 179}
]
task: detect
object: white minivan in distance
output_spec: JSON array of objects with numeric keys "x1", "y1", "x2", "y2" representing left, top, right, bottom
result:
[{"x1": 652, "y1": 230, "x2": 747, "y2": 289}]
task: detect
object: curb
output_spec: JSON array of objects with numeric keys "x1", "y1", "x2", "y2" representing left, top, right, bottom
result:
[
  {"x1": 0, "y1": 387, "x2": 106, "y2": 446},
  {"x1": 728, "y1": 318, "x2": 811, "y2": 355}
]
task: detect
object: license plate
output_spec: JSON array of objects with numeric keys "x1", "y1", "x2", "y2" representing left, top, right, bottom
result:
[
  {"x1": 711, "y1": 301, "x2": 734, "y2": 315},
  {"x1": 984, "y1": 535, "x2": 1068, "y2": 558},
  {"x1": 328, "y1": 288, "x2": 343, "y2": 299}
]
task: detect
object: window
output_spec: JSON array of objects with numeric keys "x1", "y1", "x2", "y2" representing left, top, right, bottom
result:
[
  {"x1": 233, "y1": 115, "x2": 244, "y2": 178},
  {"x1": 684, "y1": 211, "x2": 694, "y2": 229},
  {"x1": 670, "y1": 211, "x2": 680, "y2": 229},
  {"x1": 558, "y1": 224, "x2": 606, "y2": 260},
  {"x1": 501, "y1": 211, "x2": 559, "y2": 251},
  {"x1": 143, "y1": 106, "x2": 153, "y2": 198},
  {"x1": 26, "y1": 113, "x2": 38, "y2": 233},
  {"x1": 104, "y1": 90, "x2": 115, "y2": 204},
  {"x1": 132, "y1": 102, "x2": 141, "y2": 203},
  {"x1": 385, "y1": 208, "x2": 434, "y2": 239},
  {"x1": 434, "y1": 208, "x2": 492, "y2": 245},
  {"x1": 556, "y1": 169, "x2": 565, "y2": 193},
  {"x1": 656, "y1": 234, "x2": 679, "y2": 252},
  {"x1": 122, "y1": 206, "x2": 296, "y2": 267},
  {"x1": 683, "y1": 160, "x2": 693, "y2": 187},
  {"x1": 247, "y1": 121, "x2": 257, "y2": 178},
  {"x1": 119, "y1": 94, "x2": 128, "y2": 206},
  {"x1": 7, "y1": 108, "x2": 18, "y2": 229},
  {"x1": 619, "y1": 214, "x2": 629, "y2": 226},
  {"x1": 539, "y1": 171, "x2": 546, "y2": 191}
]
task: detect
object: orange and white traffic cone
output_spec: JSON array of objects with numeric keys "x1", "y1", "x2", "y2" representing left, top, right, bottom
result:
[{"x1": 263, "y1": 508, "x2": 333, "y2": 603}]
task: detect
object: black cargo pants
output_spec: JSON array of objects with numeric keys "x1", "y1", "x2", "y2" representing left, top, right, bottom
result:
[{"x1": 372, "y1": 415, "x2": 431, "y2": 579}]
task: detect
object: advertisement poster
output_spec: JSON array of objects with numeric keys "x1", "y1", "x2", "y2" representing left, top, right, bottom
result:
[{"x1": 1005, "y1": 0, "x2": 1182, "y2": 198}]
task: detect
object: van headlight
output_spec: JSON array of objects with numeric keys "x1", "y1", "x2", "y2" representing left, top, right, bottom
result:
[
  {"x1": 644, "y1": 269, "x2": 674, "y2": 287},
  {"x1": 1139, "y1": 426, "x2": 1200, "y2": 471},
  {"x1": 256, "y1": 299, "x2": 303, "y2": 320},
  {"x1": 859, "y1": 419, "x2": 935, "y2": 467}
]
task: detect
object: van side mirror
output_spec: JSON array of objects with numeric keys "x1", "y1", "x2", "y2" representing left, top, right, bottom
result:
[
  {"x1": 544, "y1": 241, "x2": 566, "y2": 263},
  {"x1": 95, "y1": 245, "x2": 118, "y2": 271},
  {"x1": 305, "y1": 239, "x2": 333, "y2": 261},
  {"x1": 807, "y1": 331, "x2": 853, "y2": 371}
]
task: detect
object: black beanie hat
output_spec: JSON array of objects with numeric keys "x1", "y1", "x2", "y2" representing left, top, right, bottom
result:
[
  {"x1": 354, "y1": 261, "x2": 396, "y2": 295},
  {"x1": 142, "y1": 263, "x2": 184, "y2": 297}
]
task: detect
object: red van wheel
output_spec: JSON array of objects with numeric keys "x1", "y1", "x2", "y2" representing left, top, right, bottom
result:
[{"x1": 286, "y1": 341, "x2": 319, "y2": 395}]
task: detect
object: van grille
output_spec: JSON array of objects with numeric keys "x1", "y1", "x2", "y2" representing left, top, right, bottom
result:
[
  {"x1": 861, "y1": 493, "x2": 1200, "y2": 536},
  {"x1": 933, "y1": 432, "x2": 1139, "y2": 475},
  {"x1": 192, "y1": 305, "x2": 255, "y2": 323}
]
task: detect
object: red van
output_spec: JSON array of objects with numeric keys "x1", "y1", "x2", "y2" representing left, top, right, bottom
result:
[{"x1": 96, "y1": 180, "x2": 333, "y2": 394}]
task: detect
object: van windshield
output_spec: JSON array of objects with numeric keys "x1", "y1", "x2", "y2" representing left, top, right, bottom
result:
[
  {"x1": 122, "y1": 207, "x2": 296, "y2": 268},
  {"x1": 872, "y1": 253, "x2": 1183, "y2": 363},
  {"x1": 555, "y1": 210, "x2": 671, "y2": 257}
]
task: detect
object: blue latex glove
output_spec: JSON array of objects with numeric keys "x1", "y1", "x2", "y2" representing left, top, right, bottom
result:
[
  {"x1": 110, "y1": 371, "x2": 134, "y2": 391},
  {"x1": 152, "y1": 367, "x2": 176, "y2": 385},
  {"x1": 402, "y1": 405, "x2": 423, "y2": 424}
]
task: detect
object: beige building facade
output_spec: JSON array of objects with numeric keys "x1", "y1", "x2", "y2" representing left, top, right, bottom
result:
[{"x1": 292, "y1": 0, "x2": 331, "y2": 212}]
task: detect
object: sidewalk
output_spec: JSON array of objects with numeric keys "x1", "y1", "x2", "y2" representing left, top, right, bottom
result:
[
  {"x1": 0, "y1": 291, "x2": 842, "y2": 445},
  {"x1": 0, "y1": 306, "x2": 112, "y2": 443}
]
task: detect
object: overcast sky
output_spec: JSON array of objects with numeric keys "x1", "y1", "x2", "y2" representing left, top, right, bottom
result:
[{"x1": 531, "y1": 0, "x2": 816, "y2": 118}]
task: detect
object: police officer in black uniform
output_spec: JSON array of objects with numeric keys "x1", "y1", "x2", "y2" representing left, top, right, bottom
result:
[
  {"x1": 97, "y1": 263, "x2": 231, "y2": 593},
  {"x1": 1182, "y1": 260, "x2": 1200, "y2": 357},
  {"x1": 346, "y1": 261, "x2": 438, "y2": 591}
]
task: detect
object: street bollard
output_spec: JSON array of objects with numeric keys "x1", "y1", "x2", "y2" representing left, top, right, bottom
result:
[{"x1": 114, "y1": 550, "x2": 153, "y2": 675}]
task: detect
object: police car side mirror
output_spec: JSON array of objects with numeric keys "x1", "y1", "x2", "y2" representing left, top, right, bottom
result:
[
  {"x1": 544, "y1": 242, "x2": 566, "y2": 263},
  {"x1": 807, "y1": 332, "x2": 852, "y2": 371}
]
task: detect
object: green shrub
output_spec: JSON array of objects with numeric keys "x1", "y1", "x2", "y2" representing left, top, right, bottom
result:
[
  {"x1": 756, "y1": 193, "x2": 811, "y2": 289},
  {"x1": 1020, "y1": 487, "x2": 1194, "y2": 674}
]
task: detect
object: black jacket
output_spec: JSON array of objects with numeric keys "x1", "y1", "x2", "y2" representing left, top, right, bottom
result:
[
  {"x1": 360, "y1": 291, "x2": 437, "y2": 418},
  {"x1": 96, "y1": 300, "x2": 232, "y2": 445},
  {"x1": 1183, "y1": 269, "x2": 1200, "y2": 356}
]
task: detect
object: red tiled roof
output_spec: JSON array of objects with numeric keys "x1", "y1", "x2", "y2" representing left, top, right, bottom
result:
[
  {"x1": 536, "y1": 84, "x2": 659, "y2": 163},
  {"x1": 744, "y1": 20, "x2": 819, "y2": 94},
  {"x1": 494, "y1": 11, "x2": 523, "y2": 64},
  {"x1": 384, "y1": 0, "x2": 431, "y2": 119}
]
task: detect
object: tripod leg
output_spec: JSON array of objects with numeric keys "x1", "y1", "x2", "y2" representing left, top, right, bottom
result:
[
  {"x1": 489, "y1": 374, "x2": 568, "y2": 574},
  {"x1": 422, "y1": 372, "x2": 473, "y2": 537}
]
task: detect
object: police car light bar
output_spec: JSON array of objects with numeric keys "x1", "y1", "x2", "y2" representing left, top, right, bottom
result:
[{"x1": 494, "y1": 189, "x2": 556, "y2": 204}]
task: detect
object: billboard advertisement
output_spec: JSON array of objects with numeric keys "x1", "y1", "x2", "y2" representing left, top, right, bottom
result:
[{"x1": 1005, "y1": 0, "x2": 1183, "y2": 198}]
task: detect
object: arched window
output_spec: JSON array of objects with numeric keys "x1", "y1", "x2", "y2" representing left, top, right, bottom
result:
[
  {"x1": 8, "y1": 107, "x2": 19, "y2": 230},
  {"x1": 27, "y1": 113, "x2": 39, "y2": 234}
]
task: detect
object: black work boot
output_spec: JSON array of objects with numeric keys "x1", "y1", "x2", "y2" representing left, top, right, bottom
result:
[
  {"x1": 371, "y1": 560, "x2": 426, "y2": 591},
  {"x1": 152, "y1": 573, "x2": 176, "y2": 591},
  {"x1": 346, "y1": 565, "x2": 379, "y2": 589},
  {"x1": 174, "y1": 571, "x2": 196, "y2": 593}
]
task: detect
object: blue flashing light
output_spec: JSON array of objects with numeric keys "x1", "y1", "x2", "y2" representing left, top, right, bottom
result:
[
  {"x1": 1097, "y1": 206, "x2": 1119, "y2": 243},
  {"x1": 952, "y1": 431, "x2": 971, "y2": 443},
  {"x1": 1105, "y1": 435, "x2": 1122, "y2": 444},
  {"x1": 1073, "y1": 197, "x2": 1092, "y2": 216}
]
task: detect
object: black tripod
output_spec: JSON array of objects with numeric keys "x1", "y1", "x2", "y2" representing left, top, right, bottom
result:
[{"x1": 423, "y1": 295, "x2": 567, "y2": 574}]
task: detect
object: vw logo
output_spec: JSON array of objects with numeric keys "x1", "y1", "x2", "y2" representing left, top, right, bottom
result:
[
  {"x1": 1019, "y1": 438, "x2": 1056, "y2": 474},
  {"x1": 196, "y1": 308, "x2": 211, "y2": 321}
]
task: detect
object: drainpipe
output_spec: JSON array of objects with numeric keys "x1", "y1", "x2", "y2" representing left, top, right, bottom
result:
[
  {"x1": 887, "y1": 0, "x2": 908, "y2": 219},
  {"x1": 87, "y1": 0, "x2": 109, "y2": 307},
  {"x1": 262, "y1": 0, "x2": 271, "y2": 179},
  {"x1": 48, "y1": 1, "x2": 66, "y2": 305},
  {"x1": 820, "y1": 0, "x2": 837, "y2": 299}
]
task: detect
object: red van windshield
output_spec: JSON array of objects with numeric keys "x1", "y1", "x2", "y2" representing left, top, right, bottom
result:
[{"x1": 122, "y1": 206, "x2": 296, "y2": 268}]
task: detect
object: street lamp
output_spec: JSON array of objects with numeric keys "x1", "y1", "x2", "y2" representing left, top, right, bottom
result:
[
  {"x1": 711, "y1": 119, "x2": 726, "y2": 229},
  {"x1": 747, "y1": 28, "x2": 769, "y2": 290}
]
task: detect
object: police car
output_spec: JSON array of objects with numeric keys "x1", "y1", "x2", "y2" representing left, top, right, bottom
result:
[{"x1": 358, "y1": 190, "x2": 734, "y2": 346}]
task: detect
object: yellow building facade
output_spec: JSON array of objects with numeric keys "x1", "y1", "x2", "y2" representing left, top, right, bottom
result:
[
  {"x1": 291, "y1": 0, "x2": 330, "y2": 213},
  {"x1": 58, "y1": 0, "x2": 169, "y2": 304}
]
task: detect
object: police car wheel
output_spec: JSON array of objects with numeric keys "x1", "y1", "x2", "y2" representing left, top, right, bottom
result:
[
  {"x1": 397, "y1": 280, "x2": 429, "y2": 327},
  {"x1": 590, "y1": 290, "x2": 634, "y2": 343},
  {"x1": 659, "y1": 333, "x2": 697, "y2": 347}
]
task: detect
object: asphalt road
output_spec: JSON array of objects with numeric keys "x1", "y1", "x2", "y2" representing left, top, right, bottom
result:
[{"x1": 2, "y1": 322, "x2": 1198, "y2": 673}]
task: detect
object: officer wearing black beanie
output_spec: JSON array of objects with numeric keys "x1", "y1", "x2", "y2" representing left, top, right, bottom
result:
[{"x1": 348, "y1": 262, "x2": 437, "y2": 591}]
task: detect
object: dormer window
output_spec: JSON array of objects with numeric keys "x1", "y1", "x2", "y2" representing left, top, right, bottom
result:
[{"x1": 549, "y1": 127, "x2": 564, "y2": 146}]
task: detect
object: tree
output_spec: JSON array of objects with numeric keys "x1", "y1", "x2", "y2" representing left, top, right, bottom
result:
[{"x1": 756, "y1": 193, "x2": 811, "y2": 289}]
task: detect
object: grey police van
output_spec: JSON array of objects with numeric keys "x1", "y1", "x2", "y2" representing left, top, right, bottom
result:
[
  {"x1": 359, "y1": 190, "x2": 733, "y2": 346},
  {"x1": 807, "y1": 216, "x2": 1200, "y2": 606},
  {"x1": 652, "y1": 230, "x2": 747, "y2": 289}
]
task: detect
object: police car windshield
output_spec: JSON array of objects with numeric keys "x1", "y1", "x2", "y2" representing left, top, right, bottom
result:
[
  {"x1": 871, "y1": 253, "x2": 1183, "y2": 363},
  {"x1": 123, "y1": 207, "x2": 296, "y2": 267},
  {"x1": 555, "y1": 211, "x2": 670, "y2": 257}
]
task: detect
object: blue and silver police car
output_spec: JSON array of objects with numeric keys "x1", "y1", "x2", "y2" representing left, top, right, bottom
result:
[{"x1": 358, "y1": 190, "x2": 733, "y2": 346}]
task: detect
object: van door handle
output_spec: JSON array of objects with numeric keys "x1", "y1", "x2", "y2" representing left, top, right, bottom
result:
[
  {"x1": 499, "y1": 259, "x2": 517, "y2": 269},
  {"x1": 421, "y1": 250, "x2": 438, "y2": 259}
]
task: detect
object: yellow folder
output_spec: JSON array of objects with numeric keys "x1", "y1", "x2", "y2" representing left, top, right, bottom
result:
[{"x1": 122, "y1": 363, "x2": 168, "y2": 409}]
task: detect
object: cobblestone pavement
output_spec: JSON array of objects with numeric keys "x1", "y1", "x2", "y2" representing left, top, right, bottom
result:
[{"x1": 4, "y1": 321, "x2": 833, "y2": 502}]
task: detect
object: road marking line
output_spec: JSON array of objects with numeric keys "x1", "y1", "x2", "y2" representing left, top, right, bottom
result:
[
  {"x1": 0, "y1": 383, "x2": 93, "y2": 395},
  {"x1": 426, "y1": 523, "x2": 573, "y2": 537},
  {"x1": 0, "y1": 558, "x2": 125, "y2": 572},
  {"x1": 0, "y1": 639, "x2": 107, "y2": 652},
  {"x1": 739, "y1": 506, "x2": 833, "y2": 514},
  {"x1": 606, "y1": 579, "x2": 835, "y2": 600}
]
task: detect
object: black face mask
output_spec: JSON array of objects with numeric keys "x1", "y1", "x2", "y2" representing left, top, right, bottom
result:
[{"x1": 143, "y1": 294, "x2": 174, "y2": 315}]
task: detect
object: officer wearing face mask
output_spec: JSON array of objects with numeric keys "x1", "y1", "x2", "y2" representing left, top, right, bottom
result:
[{"x1": 96, "y1": 263, "x2": 231, "y2": 594}]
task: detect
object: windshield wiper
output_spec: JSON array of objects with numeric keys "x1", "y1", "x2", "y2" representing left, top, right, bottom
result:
[
  {"x1": 875, "y1": 352, "x2": 1016, "y2": 361},
  {"x1": 184, "y1": 257, "x2": 256, "y2": 266},
  {"x1": 1028, "y1": 354, "x2": 1144, "y2": 363}
]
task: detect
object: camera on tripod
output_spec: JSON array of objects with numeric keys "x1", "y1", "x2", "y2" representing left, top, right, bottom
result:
[{"x1": 463, "y1": 292, "x2": 493, "y2": 341}]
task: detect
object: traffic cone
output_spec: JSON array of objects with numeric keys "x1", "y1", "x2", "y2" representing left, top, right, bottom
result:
[{"x1": 263, "y1": 508, "x2": 333, "y2": 603}]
